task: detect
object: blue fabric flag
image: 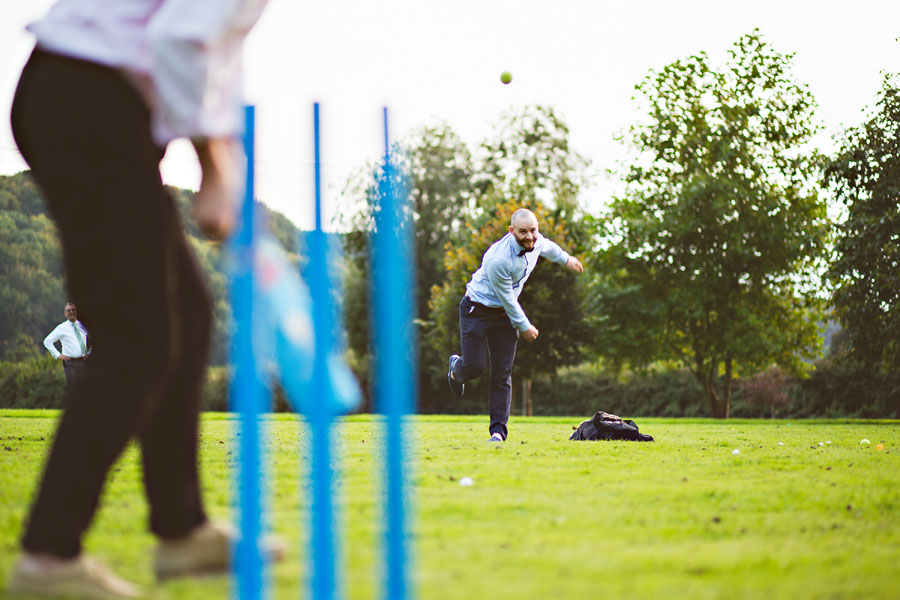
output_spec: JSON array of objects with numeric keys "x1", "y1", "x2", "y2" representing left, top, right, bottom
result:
[{"x1": 247, "y1": 230, "x2": 360, "y2": 416}]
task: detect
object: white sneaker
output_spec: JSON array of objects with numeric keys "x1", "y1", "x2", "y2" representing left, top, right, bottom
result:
[
  {"x1": 154, "y1": 521, "x2": 285, "y2": 581},
  {"x1": 7, "y1": 554, "x2": 142, "y2": 599},
  {"x1": 489, "y1": 432, "x2": 504, "y2": 442}
]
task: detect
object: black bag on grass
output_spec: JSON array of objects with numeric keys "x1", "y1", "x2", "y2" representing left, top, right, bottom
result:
[{"x1": 569, "y1": 411, "x2": 654, "y2": 442}]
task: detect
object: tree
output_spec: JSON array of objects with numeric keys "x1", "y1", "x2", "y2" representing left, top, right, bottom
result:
[
  {"x1": 0, "y1": 173, "x2": 65, "y2": 352},
  {"x1": 0, "y1": 172, "x2": 299, "y2": 368},
  {"x1": 825, "y1": 74, "x2": 900, "y2": 371},
  {"x1": 596, "y1": 31, "x2": 829, "y2": 418},
  {"x1": 340, "y1": 124, "x2": 474, "y2": 410}
]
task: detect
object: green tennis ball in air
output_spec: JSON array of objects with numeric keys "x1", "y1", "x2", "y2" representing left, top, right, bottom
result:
[{"x1": 500, "y1": 71, "x2": 512, "y2": 84}]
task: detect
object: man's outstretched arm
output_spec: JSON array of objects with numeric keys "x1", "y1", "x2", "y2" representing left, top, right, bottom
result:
[{"x1": 566, "y1": 256, "x2": 584, "y2": 273}]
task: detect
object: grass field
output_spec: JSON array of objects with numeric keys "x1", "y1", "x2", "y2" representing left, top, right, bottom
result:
[{"x1": 1, "y1": 410, "x2": 898, "y2": 599}]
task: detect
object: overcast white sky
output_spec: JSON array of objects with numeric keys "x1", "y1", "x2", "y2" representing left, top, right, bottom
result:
[{"x1": 2, "y1": 0, "x2": 899, "y2": 229}]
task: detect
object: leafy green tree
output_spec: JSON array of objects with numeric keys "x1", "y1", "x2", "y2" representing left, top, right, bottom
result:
[
  {"x1": 825, "y1": 75, "x2": 900, "y2": 371},
  {"x1": 475, "y1": 105, "x2": 587, "y2": 219},
  {"x1": 0, "y1": 172, "x2": 299, "y2": 368},
  {"x1": 0, "y1": 173, "x2": 65, "y2": 352},
  {"x1": 596, "y1": 31, "x2": 829, "y2": 418},
  {"x1": 340, "y1": 124, "x2": 474, "y2": 410}
]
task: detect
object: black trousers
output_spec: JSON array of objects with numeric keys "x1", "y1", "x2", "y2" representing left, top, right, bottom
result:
[
  {"x1": 452, "y1": 295, "x2": 519, "y2": 439},
  {"x1": 11, "y1": 50, "x2": 212, "y2": 558},
  {"x1": 62, "y1": 358, "x2": 87, "y2": 385}
]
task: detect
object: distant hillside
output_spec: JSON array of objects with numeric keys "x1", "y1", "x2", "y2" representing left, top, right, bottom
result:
[{"x1": 0, "y1": 171, "x2": 301, "y2": 365}]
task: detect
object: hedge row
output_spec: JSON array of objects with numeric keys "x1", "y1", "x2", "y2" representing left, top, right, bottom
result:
[
  {"x1": 0, "y1": 360, "x2": 288, "y2": 413},
  {"x1": 2, "y1": 357, "x2": 897, "y2": 419},
  {"x1": 525, "y1": 363, "x2": 900, "y2": 419}
]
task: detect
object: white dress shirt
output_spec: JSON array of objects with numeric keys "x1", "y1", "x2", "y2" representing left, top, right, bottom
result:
[
  {"x1": 465, "y1": 232, "x2": 570, "y2": 331},
  {"x1": 27, "y1": 0, "x2": 268, "y2": 146},
  {"x1": 43, "y1": 320, "x2": 90, "y2": 360}
]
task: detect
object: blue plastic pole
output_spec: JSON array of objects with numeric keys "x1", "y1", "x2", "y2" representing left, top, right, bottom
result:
[
  {"x1": 232, "y1": 105, "x2": 266, "y2": 600},
  {"x1": 308, "y1": 102, "x2": 338, "y2": 600},
  {"x1": 373, "y1": 107, "x2": 414, "y2": 600}
]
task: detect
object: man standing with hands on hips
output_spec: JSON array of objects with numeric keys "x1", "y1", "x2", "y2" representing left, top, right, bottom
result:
[
  {"x1": 43, "y1": 302, "x2": 90, "y2": 387},
  {"x1": 447, "y1": 208, "x2": 584, "y2": 442}
]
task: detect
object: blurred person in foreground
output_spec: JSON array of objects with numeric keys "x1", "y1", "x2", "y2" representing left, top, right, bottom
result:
[{"x1": 7, "y1": 0, "x2": 273, "y2": 597}]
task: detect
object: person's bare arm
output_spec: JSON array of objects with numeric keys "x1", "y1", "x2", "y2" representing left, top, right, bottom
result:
[{"x1": 191, "y1": 137, "x2": 242, "y2": 240}]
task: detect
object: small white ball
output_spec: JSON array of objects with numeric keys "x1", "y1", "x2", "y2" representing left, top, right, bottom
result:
[
  {"x1": 777, "y1": 442, "x2": 784, "y2": 446},
  {"x1": 732, "y1": 449, "x2": 740, "y2": 455},
  {"x1": 459, "y1": 476, "x2": 474, "y2": 486}
]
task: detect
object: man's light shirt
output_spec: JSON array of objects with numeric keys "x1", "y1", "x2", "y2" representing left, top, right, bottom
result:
[
  {"x1": 43, "y1": 320, "x2": 90, "y2": 359},
  {"x1": 465, "y1": 232, "x2": 569, "y2": 331}
]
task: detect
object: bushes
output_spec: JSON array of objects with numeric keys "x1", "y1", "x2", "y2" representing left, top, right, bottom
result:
[
  {"x1": 786, "y1": 361, "x2": 900, "y2": 418},
  {"x1": 0, "y1": 360, "x2": 233, "y2": 411},
  {"x1": 0, "y1": 356, "x2": 65, "y2": 409},
  {"x1": 202, "y1": 365, "x2": 229, "y2": 411},
  {"x1": 529, "y1": 366, "x2": 707, "y2": 417},
  {"x1": 527, "y1": 361, "x2": 899, "y2": 419},
  {"x1": 1, "y1": 356, "x2": 896, "y2": 418},
  {"x1": 201, "y1": 366, "x2": 293, "y2": 413}
]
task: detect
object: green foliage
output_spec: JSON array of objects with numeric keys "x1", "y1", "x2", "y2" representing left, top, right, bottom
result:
[
  {"x1": 340, "y1": 125, "x2": 475, "y2": 411},
  {"x1": 525, "y1": 360, "x2": 898, "y2": 419},
  {"x1": 825, "y1": 74, "x2": 900, "y2": 371},
  {"x1": 598, "y1": 31, "x2": 829, "y2": 417},
  {"x1": 0, "y1": 172, "x2": 300, "y2": 368},
  {"x1": 2, "y1": 413, "x2": 899, "y2": 598},
  {"x1": 0, "y1": 173, "x2": 65, "y2": 350},
  {"x1": 474, "y1": 105, "x2": 588, "y2": 214},
  {"x1": 787, "y1": 360, "x2": 900, "y2": 418},
  {"x1": 0, "y1": 355, "x2": 65, "y2": 409},
  {"x1": 1, "y1": 332, "x2": 42, "y2": 362},
  {"x1": 530, "y1": 365, "x2": 707, "y2": 417}
]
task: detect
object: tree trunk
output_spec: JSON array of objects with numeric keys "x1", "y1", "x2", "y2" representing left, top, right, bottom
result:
[
  {"x1": 722, "y1": 356, "x2": 732, "y2": 419},
  {"x1": 522, "y1": 377, "x2": 533, "y2": 417},
  {"x1": 695, "y1": 363, "x2": 727, "y2": 418}
]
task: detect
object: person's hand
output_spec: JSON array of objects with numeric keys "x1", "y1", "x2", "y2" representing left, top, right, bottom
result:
[
  {"x1": 59, "y1": 355, "x2": 70, "y2": 361},
  {"x1": 192, "y1": 137, "x2": 242, "y2": 241},
  {"x1": 566, "y1": 256, "x2": 584, "y2": 273},
  {"x1": 521, "y1": 326, "x2": 539, "y2": 343}
]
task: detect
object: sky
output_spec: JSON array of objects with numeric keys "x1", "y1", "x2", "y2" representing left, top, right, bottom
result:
[{"x1": 2, "y1": 0, "x2": 899, "y2": 230}]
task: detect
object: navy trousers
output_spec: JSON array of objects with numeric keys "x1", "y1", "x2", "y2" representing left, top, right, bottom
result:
[
  {"x1": 451, "y1": 295, "x2": 519, "y2": 439},
  {"x1": 12, "y1": 50, "x2": 211, "y2": 558}
]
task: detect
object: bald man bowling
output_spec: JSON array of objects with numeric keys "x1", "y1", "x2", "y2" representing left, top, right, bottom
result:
[{"x1": 446, "y1": 208, "x2": 584, "y2": 441}]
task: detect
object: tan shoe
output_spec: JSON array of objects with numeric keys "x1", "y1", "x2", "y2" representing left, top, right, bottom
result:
[
  {"x1": 154, "y1": 521, "x2": 285, "y2": 580},
  {"x1": 7, "y1": 554, "x2": 142, "y2": 599}
]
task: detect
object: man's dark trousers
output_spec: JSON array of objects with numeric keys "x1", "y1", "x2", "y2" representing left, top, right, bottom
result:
[
  {"x1": 12, "y1": 49, "x2": 211, "y2": 558},
  {"x1": 62, "y1": 357, "x2": 87, "y2": 387},
  {"x1": 451, "y1": 295, "x2": 519, "y2": 440}
]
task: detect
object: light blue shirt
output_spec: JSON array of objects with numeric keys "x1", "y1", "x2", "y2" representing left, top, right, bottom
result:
[{"x1": 465, "y1": 232, "x2": 570, "y2": 331}]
